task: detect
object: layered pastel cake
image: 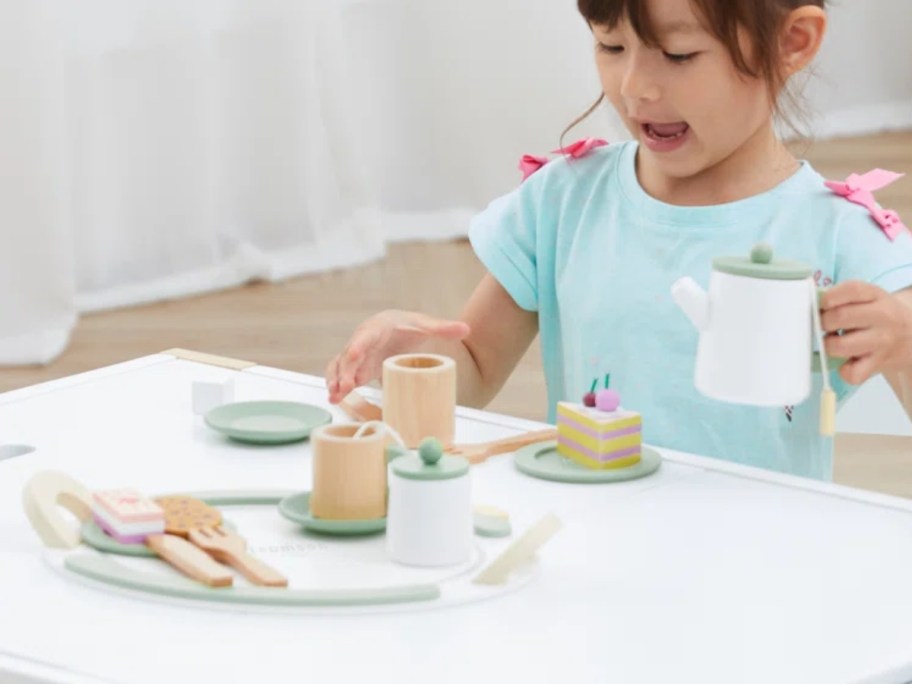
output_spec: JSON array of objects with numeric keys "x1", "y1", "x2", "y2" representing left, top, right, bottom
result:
[
  {"x1": 557, "y1": 384, "x2": 641, "y2": 470},
  {"x1": 92, "y1": 488, "x2": 165, "y2": 544}
]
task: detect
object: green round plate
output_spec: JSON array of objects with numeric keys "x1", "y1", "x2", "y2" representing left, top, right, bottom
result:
[
  {"x1": 278, "y1": 492, "x2": 387, "y2": 536},
  {"x1": 204, "y1": 401, "x2": 332, "y2": 444},
  {"x1": 514, "y1": 441, "x2": 662, "y2": 483}
]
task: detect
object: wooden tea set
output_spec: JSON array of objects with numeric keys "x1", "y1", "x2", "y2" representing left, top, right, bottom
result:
[{"x1": 20, "y1": 353, "x2": 566, "y2": 612}]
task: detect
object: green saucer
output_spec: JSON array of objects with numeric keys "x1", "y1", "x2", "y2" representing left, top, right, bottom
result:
[
  {"x1": 278, "y1": 492, "x2": 514, "y2": 538},
  {"x1": 204, "y1": 401, "x2": 332, "y2": 444},
  {"x1": 278, "y1": 492, "x2": 387, "y2": 536},
  {"x1": 514, "y1": 441, "x2": 662, "y2": 483}
]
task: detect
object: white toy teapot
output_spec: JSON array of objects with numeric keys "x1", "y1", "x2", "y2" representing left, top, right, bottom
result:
[{"x1": 671, "y1": 243, "x2": 837, "y2": 433}]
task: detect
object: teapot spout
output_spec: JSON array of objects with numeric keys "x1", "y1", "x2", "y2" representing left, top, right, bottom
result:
[{"x1": 671, "y1": 277, "x2": 709, "y2": 332}]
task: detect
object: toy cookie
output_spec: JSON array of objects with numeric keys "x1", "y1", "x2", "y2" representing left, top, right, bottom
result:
[{"x1": 154, "y1": 496, "x2": 222, "y2": 537}]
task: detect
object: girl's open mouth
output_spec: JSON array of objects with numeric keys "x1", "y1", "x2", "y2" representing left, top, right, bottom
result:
[{"x1": 642, "y1": 122, "x2": 690, "y2": 152}]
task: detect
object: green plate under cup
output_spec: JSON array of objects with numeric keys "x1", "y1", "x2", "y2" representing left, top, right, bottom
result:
[
  {"x1": 514, "y1": 441, "x2": 662, "y2": 483},
  {"x1": 278, "y1": 492, "x2": 514, "y2": 538},
  {"x1": 278, "y1": 492, "x2": 387, "y2": 536},
  {"x1": 204, "y1": 401, "x2": 332, "y2": 444}
]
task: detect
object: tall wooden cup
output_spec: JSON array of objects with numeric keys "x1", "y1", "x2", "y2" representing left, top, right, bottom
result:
[
  {"x1": 309, "y1": 423, "x2": 388, "y2": 520},
  {"x1": 382, "y1": 353, "x2": 456, "y2": 448}
]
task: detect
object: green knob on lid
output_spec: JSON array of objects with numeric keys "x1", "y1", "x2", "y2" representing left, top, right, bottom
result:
[
  {"x1": 751, "y1": 243, "x2": 773, "y2": 264},
  {"x1": 418, "y1": 437, "x2": 444, "y2": 466}
]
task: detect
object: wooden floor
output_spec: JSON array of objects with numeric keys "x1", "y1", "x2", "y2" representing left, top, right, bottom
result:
[{"x1": 2, "y1": 132, "x2": 911, "y2": 493}]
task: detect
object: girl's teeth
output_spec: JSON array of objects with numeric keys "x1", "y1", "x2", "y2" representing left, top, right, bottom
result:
[{"x1": 647, "y1": 123, "x2": 688, "y2": 139}]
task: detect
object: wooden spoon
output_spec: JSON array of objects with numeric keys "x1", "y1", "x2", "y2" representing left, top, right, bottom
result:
[{"x1": 446, "y1": 428, "x2": 557, "y2": 465}]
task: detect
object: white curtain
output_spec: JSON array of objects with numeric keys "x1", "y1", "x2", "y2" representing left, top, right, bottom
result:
[
  {"x1": 0, "y1": 0, "x2": 387, "y2": 364},
  {"x1": 1, "y1": 0, "x2": 907, "y2": 365},
  {"x1": 0, "y1": 2, "x2": 74, "y2": 364}
]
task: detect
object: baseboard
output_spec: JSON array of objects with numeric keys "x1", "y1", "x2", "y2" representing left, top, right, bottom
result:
[
  {"x1": 815, "y1": 99, "x2": 912, "y2": 140},
  {"x1": 381, "y1": 209, "x2": 476, "y2": 242}
]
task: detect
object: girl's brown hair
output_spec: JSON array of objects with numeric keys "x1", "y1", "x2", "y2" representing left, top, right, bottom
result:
[{"x1": 566, "y1": 0, "x2": 826, "y2": 136}]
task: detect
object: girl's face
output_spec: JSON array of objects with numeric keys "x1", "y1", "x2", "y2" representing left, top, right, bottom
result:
[{"x1": 593, "y1": 0, "x2": 775, "y2": 188}]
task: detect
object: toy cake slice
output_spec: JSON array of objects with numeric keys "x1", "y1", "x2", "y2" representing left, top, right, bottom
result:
[
  {"x1": 557, "y1": 385, "x2": 642, "y2": 470},
  {"x1": 92, "y1": 489, "x2": 165, "y2": 544}
]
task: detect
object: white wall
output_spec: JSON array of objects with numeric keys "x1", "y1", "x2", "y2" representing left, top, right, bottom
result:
[
  {"x1": 345, "y1": 0, "x2": 912, "y2": 220},
  {"x1": 811, "y1": 0, "x2": 912, "y2": 137}
]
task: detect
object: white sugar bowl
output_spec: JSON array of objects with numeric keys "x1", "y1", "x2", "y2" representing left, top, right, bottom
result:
[{"x1": 386, "y1": 438, "x2": 472, "y2": 567}]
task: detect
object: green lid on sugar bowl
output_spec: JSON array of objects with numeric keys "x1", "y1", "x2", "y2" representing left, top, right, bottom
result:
[
  {"x1": 712, "y1": 243, "x2": 813, "y2": 280},
  {"x1": 390, "y1": 437, "x2": 469, "y2": 481}
]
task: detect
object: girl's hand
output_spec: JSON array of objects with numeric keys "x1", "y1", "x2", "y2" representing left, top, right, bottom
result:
[
  {"x1": 325, "y1": 310, "x2": 471, "y2": 404},
  {"x1": 820, "y1": 281, "x2": 912, "y2": 385}
]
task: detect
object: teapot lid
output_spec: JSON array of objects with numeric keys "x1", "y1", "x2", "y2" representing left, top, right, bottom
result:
[
  {"x1": 390, "y1": 437, "x2": 469, "y2": 481},
  {"x1": 713, "y1": 243, "x2": 813, "y2": 281}
]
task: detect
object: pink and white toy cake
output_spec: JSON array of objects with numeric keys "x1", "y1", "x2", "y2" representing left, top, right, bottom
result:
[
  {"x1": 557, "y1": 379, "x2": 641, "y2": 470},
  {"x1": 91, "y1": 489, "x2": 165, "y2": 544}
]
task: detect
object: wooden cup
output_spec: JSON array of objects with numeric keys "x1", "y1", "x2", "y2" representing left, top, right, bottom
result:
[
  {"x1": 309, "y1": 423, "x2": 388, "y2": 520},
  {"x1": 382, "y1": 353, "x2": 456, "y2": 448}
]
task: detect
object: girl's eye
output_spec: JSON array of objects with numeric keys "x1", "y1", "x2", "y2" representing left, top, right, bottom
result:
[
  {"x1": 663, "y1": 51, "x2": 697, "y2": 64},
  {"x1": 597, "y1": 43, "x2": 624, "y2": 55}
]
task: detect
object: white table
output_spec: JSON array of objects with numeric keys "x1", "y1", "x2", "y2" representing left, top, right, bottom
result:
[{"x1": 1, "y1": 351, "x2": 912, "y2": 684}]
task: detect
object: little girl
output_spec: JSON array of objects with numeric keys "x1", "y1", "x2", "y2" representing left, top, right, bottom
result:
[{"x1": 326, "y1": 0, "x2": 912, "y2": 480}]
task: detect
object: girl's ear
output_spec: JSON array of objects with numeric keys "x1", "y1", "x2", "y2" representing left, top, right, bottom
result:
[{"x1": 780, "y1": 6, "x2": 827, "y2": 77}]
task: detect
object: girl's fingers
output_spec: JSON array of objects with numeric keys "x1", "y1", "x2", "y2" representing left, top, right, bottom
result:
[
  {"x1": 337, "y1": 353, "x2": 364, "y2": 400},
  {"x1": 839, "y1": 353, "x2": 880, "y2": 386},
  {"x1": 334, "y1": 329, "x2": 382, "y2": 401},
  {"x1": 821, "y1": 281, "x2": 882, "y2": 311},
  {"x1": 824, "y1": 328, "x2": 883, "y2": 361},
  {"x1": 820, "y1": 302, "x2": 885, "y2": 334},
  {"x1": 325, "y1": 355, "x2": 342, "y2": 402}
]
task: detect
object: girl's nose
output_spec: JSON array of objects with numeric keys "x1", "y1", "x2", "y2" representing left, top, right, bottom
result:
[{"x1": 620, "y1": 58, "x2": 661, "y2": 103}]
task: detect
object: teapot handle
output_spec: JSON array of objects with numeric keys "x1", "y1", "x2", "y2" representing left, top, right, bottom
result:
[{"x1": 812, "y1": 287, "x2": 845, "y2": 373}]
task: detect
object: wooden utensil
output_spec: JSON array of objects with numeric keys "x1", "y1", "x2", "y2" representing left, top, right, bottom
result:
[
  {"x1": 338, "y1": 391, "x2": 382, "y2": 422},
  {"x1": 150, "y1": 495, "x2": 236, "y2": 587},
  {"x1": 187, "y1": 526, "x2": 287, "y2": 588},
  {"x1": 445, "y1": 428, "x2": 558, "y2": 465},
  {"x1": 145, "y1": 533, "x2": 233, "y2": 587}
]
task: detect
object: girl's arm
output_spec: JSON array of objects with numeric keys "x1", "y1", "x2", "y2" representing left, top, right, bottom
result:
[
  {"x1": 325, "y1": 273, "x2": 537, "y2": 406},
  {"x1": 423, "y1": 273, "x2": 539, "y2": 408}
]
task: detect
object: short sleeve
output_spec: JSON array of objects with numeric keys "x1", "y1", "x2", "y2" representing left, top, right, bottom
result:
[
  {"x1": 468, "y1": 176, "x2": 544, "y2": 312},
  {"x1": 834, "y1": 210, "x2": 912, "y2": 294}
]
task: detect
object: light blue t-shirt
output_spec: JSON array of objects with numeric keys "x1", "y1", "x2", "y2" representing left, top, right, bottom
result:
[{"x1": 469, "y1": 141, "x2": 912, "y2": 480}]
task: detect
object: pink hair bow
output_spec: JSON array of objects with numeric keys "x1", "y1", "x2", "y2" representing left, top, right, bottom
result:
[
  {"x1": 825, "y1": 169, "x2": 908, "y2": 240},
  {"x1": 518, "y1": 138, "x2": 609, "y2": 182}
]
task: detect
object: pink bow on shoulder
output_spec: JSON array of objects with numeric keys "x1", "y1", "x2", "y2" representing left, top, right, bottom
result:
[
  {"x1": 519, "y1": 154, "x2": 549, "y2": 182},
  {"x1": 552, "y1": 138, "x2": 609, "y2": 159},
  {"x1": 825, "y1": 169, "x2": 908, "y2": 240},
  {"x1": 518, "y1": 138, "x2": 609, "y2": 182}
]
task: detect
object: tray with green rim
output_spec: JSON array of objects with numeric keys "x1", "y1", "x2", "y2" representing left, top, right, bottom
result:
[{"x1": 58, "y1": 489, "x2": 531, "y2": 613}]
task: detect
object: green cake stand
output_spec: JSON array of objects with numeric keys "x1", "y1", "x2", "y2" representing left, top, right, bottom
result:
[{"x1": 514, "y1": 441, "x2": 662, "y2": 483}]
